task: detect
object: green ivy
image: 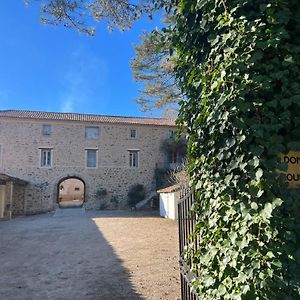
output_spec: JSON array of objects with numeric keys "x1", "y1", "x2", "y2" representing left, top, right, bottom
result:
[{"x1": 170, "y1": 0, "x2": 300, "y2": 298}]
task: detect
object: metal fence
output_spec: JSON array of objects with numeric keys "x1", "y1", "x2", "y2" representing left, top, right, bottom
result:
[{"x1": 178, "y1": 187, "x2": 198, "y2": 300}]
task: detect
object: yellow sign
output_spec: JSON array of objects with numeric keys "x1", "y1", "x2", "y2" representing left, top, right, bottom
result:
[{"x1": 281, "y1": 151, "x2": 300, "y2": 188}]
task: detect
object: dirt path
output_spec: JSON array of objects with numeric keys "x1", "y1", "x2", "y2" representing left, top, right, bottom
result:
[{"x1": 0, "y1": 209, "x2": 180, "y2": 300}]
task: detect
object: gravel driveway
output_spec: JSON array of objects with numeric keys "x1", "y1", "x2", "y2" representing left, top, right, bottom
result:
[{"x1": 0, "y1": 209, "x2": 180, "y2": 300}]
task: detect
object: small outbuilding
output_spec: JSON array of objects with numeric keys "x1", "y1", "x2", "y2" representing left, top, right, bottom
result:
[
  {"x1": 157, "y1": 184, "x2": 180, "y2": 220},
  {"x1": 0, "y1": 173, "x2": 28, "y2": 220}
]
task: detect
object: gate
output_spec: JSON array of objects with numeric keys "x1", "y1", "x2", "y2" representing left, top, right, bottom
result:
[{"x1": 178, "y1": 187, "x2": 198, "y2": 300}]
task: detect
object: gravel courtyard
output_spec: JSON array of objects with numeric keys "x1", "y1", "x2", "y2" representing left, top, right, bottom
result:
[{"x1": 0, "y1": 209, "x2": 180, "y2": 300}]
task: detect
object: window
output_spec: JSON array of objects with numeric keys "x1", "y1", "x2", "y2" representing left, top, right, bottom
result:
[
  {"x1": 86, "y1": 149, "x2": 98, "y2": 168},
  {"x1": 42, "y1": 125, "x2": 52, "y2": 136},
  {"x1": 168, "y1": 151, "x2": 178, "y2": 164},
  {"x1": 129, "y1": 150, "x2": 139, "y2": 168},
  {"x1": 130, "y1": 129, "x2": 137, "y2": 139},
  {"x1": 167, "y1": 130, "x2": 175, "y2": 138},
  {"x1": 85, "y1": 127, "x2": 99, "y2": 139},
  {"x1": 40, "y1": 148, "x2": 52, "y2": 167}
]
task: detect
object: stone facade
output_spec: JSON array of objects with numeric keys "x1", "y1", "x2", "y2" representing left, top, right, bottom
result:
[
  {"x1": 0, "y1": 110, "x2": 176, "y2": 214},
  {"x1": 0, "y1": 176, "x2": 27, "y2": 219},
  {"x1": 11, "y1": 185, "x2": 26, "y2": 215}
]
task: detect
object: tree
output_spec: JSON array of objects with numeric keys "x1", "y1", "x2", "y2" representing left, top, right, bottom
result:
[
  {"x1": 131, "y1": 28, "x2": 182, "y2": 112},
  {"x1": 26, "y1": 0, "x2": 156, "y2": 34}
]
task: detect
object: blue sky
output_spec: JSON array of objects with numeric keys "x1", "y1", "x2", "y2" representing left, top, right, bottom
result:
[{"x1": 0, "y1": 1, "x2": 161, "y2": 117}]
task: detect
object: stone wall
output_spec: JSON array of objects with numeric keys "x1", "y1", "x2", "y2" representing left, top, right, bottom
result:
[
  {"x1": 0, "y1": 118, "x2": 174, "y2": 213},
  {"x1": 12, "y1": 185, "x2": 25, "y2": 216},
  {"x1": 3, "y1": 184, "x2": 11, "y2": 219}
]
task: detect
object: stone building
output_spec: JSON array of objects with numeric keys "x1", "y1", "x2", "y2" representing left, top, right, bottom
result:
[{"x1": 0, "y1": 110, "x2": 177, "y2": 219}]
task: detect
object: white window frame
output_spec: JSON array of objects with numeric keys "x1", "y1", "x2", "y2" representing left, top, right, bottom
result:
[
  {"x1": 39, "y1": 148, "x2": 53, "y2": 168},
  {"x1": 85, "y1": 148, "x2": 98, "y2": 169},
  {"x1": 42, "y1": 124, "x2": 52, "y2": 136},
  {"x1": 130, "y1": 128, "x2": 137, "y2": 139},
  {"x1": 85, "y1": 126, "x2": 100, "y2": 140},
  {"x1": 128, "y1": 149, "x2": 140, "y2": 168}
]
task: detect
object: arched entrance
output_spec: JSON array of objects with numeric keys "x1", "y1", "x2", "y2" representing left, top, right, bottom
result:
[{"x1": 57, "y1": 177, "x2": 85, "y2": 208}]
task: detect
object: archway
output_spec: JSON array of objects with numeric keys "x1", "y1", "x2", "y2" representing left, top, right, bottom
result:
[{"x1": 57, "y1": 177, "x2": 85, "y2": 208}]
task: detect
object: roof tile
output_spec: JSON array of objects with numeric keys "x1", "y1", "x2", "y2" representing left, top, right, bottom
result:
[
  {"x1": 157, "y1": 184, "x2": 180, "y2": 193},
  {"x1": 0, "y1": 110, "x2": 175, "y2": 126}
]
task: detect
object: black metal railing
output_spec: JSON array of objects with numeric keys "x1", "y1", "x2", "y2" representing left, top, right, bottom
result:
[{"x1": 178, "y1": 187, "x2": 198, "y2": 300}]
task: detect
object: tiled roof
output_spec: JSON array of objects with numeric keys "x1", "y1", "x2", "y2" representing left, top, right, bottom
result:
[
  {"x1": 0, "y1": 110, "x2": 176, "y2": 127},
  {"x1": 0, "y1": 173, "x2": 28, "y2": 186},
  {"x1": 157, "y1": 184, "x2": 180, "y2": 193}
]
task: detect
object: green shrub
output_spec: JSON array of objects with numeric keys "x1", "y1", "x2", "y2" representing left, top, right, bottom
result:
[
  {"x1": 99, "y1": 201, "x2": 108, "y2": 210},
  {"x1": 110, "y1": 196, "x2": 119, "y2": 208},
  {"x1": 127, "y1": 184, "x2": 145, "y2": 208}
]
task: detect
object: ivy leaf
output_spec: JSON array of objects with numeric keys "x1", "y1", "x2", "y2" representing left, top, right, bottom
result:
[
  {"x1": 226, "y1": 138, "x2": 236, "y2": 149},
  {"x1": 225, "y1": 174, "x2": 233, "y2": 185},
  {"x1": 267, "y1": 268, "x2": 274, "y2": 278},
  {"x1": 260, "y1": 202, "x2": 273, "y2": 220},
  {"x1": 255, "y1": 168, "x2": 263, "y2": 180},
  {"x1": 251, "y1": 202, "x2": 258, "y2": 210},
  {"x1": 257, "y1": 189, "x2": 264, "y2": 198},
  {"x1": 272, "y1": 198, "x2": 283, "y2": 208},
  {"x1": 266, "y1": 251, "x2": 275, "y2": 259},
  {"x1": 218, "y1": 284, "x2": 227, "y2": 296},
  {"x1": 253, "y1": 156, "x2": 260, "y2": 168},
  {"x1": 272, "y1": 260, "x2": 282, "y2": 269},
  {"x1": 230, "y1": 231, "x2": 237, "y2": 243},
  {"x1": 204, "y1": 276, "x2": 215, "y2": 287}
]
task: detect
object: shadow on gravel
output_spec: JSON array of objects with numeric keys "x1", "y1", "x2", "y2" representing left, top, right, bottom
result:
[{"x1": 0, "y1": 209, "x2": 145, "y2": 300}]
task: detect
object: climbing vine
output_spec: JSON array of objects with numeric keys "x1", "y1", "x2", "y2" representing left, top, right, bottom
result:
[{"x1": 170, "y1": 0, "x2": 300, "y2": 298}]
